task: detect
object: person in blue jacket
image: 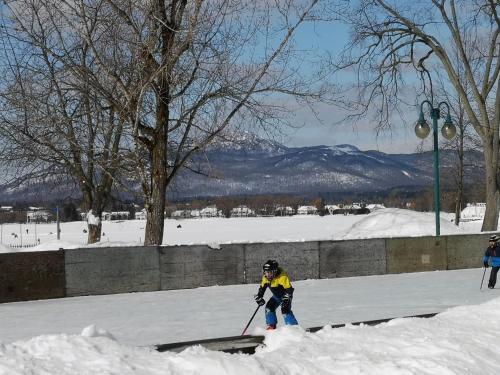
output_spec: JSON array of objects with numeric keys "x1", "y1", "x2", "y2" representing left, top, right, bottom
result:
[
  {"x1": 483, "y1": 235, "x2": 500, "y2": 289},
  {"x1": 253, "y1": 259, "x2": 298, "y2": 330}
]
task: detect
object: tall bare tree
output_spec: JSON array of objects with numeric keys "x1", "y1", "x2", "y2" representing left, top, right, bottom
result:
[
  {"x1": 436, "y1": 68, "x2": 481, "y2": 226},
  {"x1": 0, "y1": 1, "x2": 128, "y2": 243},
  {"x1": 56, "y1": 0, "x2": 330, "y2": 245},
  {"x1": 338, "y1": 0, "x2": 499, "y2": 230}
]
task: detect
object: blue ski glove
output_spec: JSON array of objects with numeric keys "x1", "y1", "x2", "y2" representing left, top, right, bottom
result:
[{"x1": 254, "y1": 295, "x2": 265, "y2": 306}]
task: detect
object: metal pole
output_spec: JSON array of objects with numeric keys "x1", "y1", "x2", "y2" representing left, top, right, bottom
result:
[
  {"x1": 431, "y1": 107, "x2": 441, "y2": 237},
  {"x1": 56, "y1": 206, "x2": 60, "y2": 240}
]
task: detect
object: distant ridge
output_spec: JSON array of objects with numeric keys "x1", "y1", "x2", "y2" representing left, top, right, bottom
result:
[
  {"x1": 169, "y1": 136, "x2": 484, "y2": 198},
  {"x1": 0, "y1": 136, "x2": 484, "y2": 202}
]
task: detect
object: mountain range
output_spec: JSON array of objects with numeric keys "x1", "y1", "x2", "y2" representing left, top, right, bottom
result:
[
  {"x1": 171, "y1": 135, "x2": 484, "y2": 199},
  {"x1": 0, "y1": 135, "x2": 485, "y2": 203}
]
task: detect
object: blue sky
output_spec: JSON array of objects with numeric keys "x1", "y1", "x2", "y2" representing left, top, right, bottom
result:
[
  {"x1": 279, "y1": 12, "x2": 424, "y2": 154},
  {"x1": 0, "y1": 2, "x2": 427, "y2": 155}
]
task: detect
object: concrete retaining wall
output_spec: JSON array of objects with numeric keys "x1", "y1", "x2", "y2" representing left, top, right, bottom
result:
[
  {"x1": 446, "y1": 233, "x2": 489, "y2": 270},
  {"x1": 386, "y1": 236, "x2": 448, "y2": 274},
  {"x1": 319, "y1": 239, "x2": 386, "y2": 278},
  {"x1": 159, "y1": 244, "x2": 245, "y2": 290},
  {"x1": 0, "y1": 232, "x2": 497, "y2": 303},
  {"x1": 0, "y1": 250, "x2": 65, "y2": 303},
  {"x1": 244, "y1": 242, "x2": 319, "y2": 284},
  {"x1": 65, "y1": 246, "x2": 160, "y2": 297}
]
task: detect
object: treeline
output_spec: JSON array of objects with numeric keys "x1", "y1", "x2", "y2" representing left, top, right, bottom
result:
[
  {"x1": 169, "y1": 181, "x2": 487, "y2": 217},
  {"x1": 0, "y1": 178, "x2": 486, "y2": 224}
]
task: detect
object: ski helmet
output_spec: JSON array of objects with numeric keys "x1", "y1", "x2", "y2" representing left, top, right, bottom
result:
[
  {"x1": 490, "y1": 235, "x2": 499, "y2": 242},
  {"x1": 263, "y1": 259, "x2": 279, "y2": 272}
]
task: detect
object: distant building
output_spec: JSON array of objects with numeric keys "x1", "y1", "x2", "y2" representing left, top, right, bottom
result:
[
  {"x1": 231, "y1": 205, "x2": 255, "y2": 217},
  {"x1": 349, "y1": 203, "x2": 362, "y2": 210},
  {"x1": 171, "y1": 210, "x2": 191, "y2": 219},
  {"x1": 80, "y1": 211, "x2": 130, "y2": 221},
  {"x1": 26, "y1": 209, "x2": 51, "y2": 223},
  {"x1": 190, "y1": 209, "x2": 201, "y2": 218},
  {"x1": 0, "y1": 206, "x2": 13, "y2": 212},
  {"x1": 135, "y1": 209, "x2": 147, "y2": 220},
  {"x1": 324, "y1": 204, "x2": 341, "y2": 215},
  {"x1": 275, "y1": 206, "x2": 295, "y2": 216},
  {"x1": 348, "y1": 203, "x2": 371, "y2": 215},
  {"x1": 297, "y1": 206, "x2": 317, "y2": 215},
  {"x1": 102, "y1": 211, "x2": 130, "y2": 221},
  {"x1": 200, "y1": 206, "x2": 221, "y2": 218},
  {"x1": 460, "y1": 203, "x2": 485, "y2": 222},
  {"x1": 366, "y1": 204, "x2": 385, "y2": 211},
  {"x1": 326, "y1": 203, "x2": 372, "y2": 215}
]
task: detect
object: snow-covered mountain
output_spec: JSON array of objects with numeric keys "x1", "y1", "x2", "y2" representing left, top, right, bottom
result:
[
  {"x1": 0, "y1": 137, "x2": 484, "y2": 202},
  {"x1": 172, "y1": 138, "x2": 484, "y2": 198}
]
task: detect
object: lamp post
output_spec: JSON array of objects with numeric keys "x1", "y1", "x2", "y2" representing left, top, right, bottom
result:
[{"x1": 415, "y1": 100, "x2": 456, "y2": 236}]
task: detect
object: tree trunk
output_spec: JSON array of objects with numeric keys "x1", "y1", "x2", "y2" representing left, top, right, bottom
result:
[
  {"x1": 454, "y1": 191, "x2": 462, "y2": 226},
  {"x1": 88, "y1": 221, "x2": 102, "y2": 243},
  {"x1": 144, "y1": 128, "x2": 167, "y2": 245},
  {"x1": 86, "y1": 209, "x2": 102, "y2": 243},
  {"x1": 481, "y1": 144, "x2": 500, "y2": 231}
]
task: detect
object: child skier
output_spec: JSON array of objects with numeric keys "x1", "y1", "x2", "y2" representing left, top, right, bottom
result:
[
  {"x1": 483, "y1": 234, "x2": 500, "y2": 289},
  {"x1": 253, "y1": 259, "x2": 298, "y2": 330}
]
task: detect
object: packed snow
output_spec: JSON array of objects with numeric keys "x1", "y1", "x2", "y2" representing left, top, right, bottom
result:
[
  {"x1": 2, "y1": 297, "x2": 500, "y2": 375},
  {"x1": 0, "y1": 208, "x2": 499, "y2": 374},
  {"x1": 1, "y1": 270, "x2": 500, "y2": 374}
]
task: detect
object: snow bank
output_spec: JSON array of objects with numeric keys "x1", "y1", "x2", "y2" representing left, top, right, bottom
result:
[
  {"x1": 340, "y1": 208, "x2": 464, "y2": 239},
  {"x1": 1, "y1": 297, "x2": 499, "y2": 374}
]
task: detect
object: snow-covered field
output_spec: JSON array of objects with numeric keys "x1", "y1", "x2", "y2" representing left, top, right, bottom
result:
[
  {"x1": 0, "y1": 208, "x2": 499, "y2": 374},
  {"x1": 0, "y1": 208, "x2": 489, "y2": 252}
]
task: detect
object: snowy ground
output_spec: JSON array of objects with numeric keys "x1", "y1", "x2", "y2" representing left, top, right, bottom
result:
[
  {"x1": 0, "y1": 269, "x2": 499, "y2": 374},
  {"x1": 0, "y1": 208, "x2": 489, "y2": 252},
  {"x1": 0, "y1": 268, "x2": 495, "y2": 346},
  {"x1": 1, "y1": 208, "x2": 499, "y2": 374}
]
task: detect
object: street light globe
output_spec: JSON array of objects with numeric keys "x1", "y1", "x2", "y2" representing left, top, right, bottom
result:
[
  {"x1": 441, "y1": 114, "x2": 456, "y2": 140},
  {"x1": 415, "y1": 120, "x2": 430, "y2": 139}
]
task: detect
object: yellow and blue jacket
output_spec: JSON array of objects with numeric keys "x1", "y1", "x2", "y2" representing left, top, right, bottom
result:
[{"x1": 256, "y1": 267, "x2": 294, "y2": 299}]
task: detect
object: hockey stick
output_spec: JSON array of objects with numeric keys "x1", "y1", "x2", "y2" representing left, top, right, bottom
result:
[
  {"x1": 480, "y1": 267, "x2": 487, "y2": 290},
  {"x1": 241, "y1": 305, "x2": 261, "y2": 335}
]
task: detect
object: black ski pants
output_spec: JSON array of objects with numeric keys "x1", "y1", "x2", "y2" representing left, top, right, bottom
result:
[
  {"x1": 488, "y1": 266, "x2": 500, "y2": 288},
  {"x1": 265, "y1": 295, "x2": 291, "y2": 314}
]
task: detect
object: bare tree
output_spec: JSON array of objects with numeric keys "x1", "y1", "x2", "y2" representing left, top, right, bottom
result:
[
  {"x1": 338, "y1": 0, "x2": 499, "y2": 230},
  {"x1": 0, "y1": 1, "x2": 128, "y2": 243},
  {"x1": 57, "y1": 0, "x2": 331, "y2": 245},
  {"x1": 437, "y1": 73, "x2": 481, "y2": 226}
]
